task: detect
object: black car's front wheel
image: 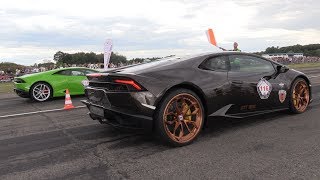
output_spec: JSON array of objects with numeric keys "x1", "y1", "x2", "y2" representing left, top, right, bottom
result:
[
  {"x1": 30, "y1": 82, "x2": 52, "y2": 102},
  {"x1": 289, "y1": 78, "x2": 310, "y2": 113},
  {"x1": 155, "y1": 89, "x2": 204, "y2": 146}
]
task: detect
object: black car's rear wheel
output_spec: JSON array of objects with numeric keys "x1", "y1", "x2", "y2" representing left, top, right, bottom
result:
[
  {"x1": 155, "y1": 89, "x2": 204, "y2": 146},
  {"x1": 289, "y1": 78, "x2": 310, "y2": 113}
]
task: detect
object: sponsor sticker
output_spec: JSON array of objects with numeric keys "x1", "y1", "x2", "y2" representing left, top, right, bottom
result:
[
  {"x1": 278, "y1": 90, "x2": 287, "y2": 103},
  {"x1": 257, "y1": 78, "x2": 272, "y2": 99}
]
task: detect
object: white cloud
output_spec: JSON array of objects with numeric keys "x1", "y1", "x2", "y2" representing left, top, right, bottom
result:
[{"x1": 0, "y1": 0, "x2": 319, "y2": 65}]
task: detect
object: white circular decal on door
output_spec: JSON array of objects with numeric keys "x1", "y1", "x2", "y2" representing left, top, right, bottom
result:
[{"x1": 257, "y1": 78, "x2": 272, "y2": 99}]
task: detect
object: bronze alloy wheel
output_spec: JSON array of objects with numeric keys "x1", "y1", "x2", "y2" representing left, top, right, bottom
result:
[
  {"x1": 163, "y1": 93, "x2": 203, "y2": 144},
  {"x1": 292, "y1": 79, "x2": 310, "y2": 113}
]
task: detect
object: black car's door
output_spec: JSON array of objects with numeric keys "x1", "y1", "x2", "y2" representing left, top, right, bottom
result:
[
  {"x1": 227, "y1": 54, "x2": 284, "y2": 114},
  {"x1": 198, "y1": 55, "x2": 231, "y2": 114}
]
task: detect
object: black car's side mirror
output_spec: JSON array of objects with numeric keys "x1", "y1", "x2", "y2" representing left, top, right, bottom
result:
[{"x1": 277, "y1": 65, "x2": 289, "y2": 73}]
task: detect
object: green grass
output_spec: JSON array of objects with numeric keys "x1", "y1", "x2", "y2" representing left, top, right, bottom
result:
[
  {"x1": 288, "y1": 62, "x2": 320, "y2": 69},
  {"x1": 0, "y1": 82, "x2": 14, "y2": 94}
]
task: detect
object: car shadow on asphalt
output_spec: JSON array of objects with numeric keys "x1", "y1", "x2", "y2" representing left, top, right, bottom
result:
[
  {"x1": 101, "y1": 110, "x2": 299, "y2": 150},
  {"x1": 202, "y1": 111, "x2": 289, "y2": 138},
  {"x1": 16, "y1": 95, "x2": 86, "y2": 106},
  {"x1": 10, "y1": 94, "x2": 85, "y2": 103}
]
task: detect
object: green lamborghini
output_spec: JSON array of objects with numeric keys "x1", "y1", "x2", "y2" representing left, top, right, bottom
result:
[{"x1": 14, "y1": 67, "x2": 99, "y2": 102}]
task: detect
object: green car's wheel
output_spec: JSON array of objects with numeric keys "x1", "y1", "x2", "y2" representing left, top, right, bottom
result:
[{"x1": 30, "y1": 82, "x2": 52, "y2": 102}]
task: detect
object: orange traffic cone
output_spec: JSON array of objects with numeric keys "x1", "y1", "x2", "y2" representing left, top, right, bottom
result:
[{"x1": 64, "y1": 89, "x2": 74, "y2": 110}]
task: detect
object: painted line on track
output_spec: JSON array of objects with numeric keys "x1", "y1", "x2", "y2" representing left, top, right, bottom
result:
[
  {"x1": 309, "y1": 75, "x2": 320, "y2": 78},
  {"x1": 0, "y1": 105, "x2": 86, "y2": 119}
]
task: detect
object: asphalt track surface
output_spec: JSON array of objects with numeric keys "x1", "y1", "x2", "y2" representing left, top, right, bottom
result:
[{"x1": 0, "y1": 69, "x2": 320, "y2": 179}]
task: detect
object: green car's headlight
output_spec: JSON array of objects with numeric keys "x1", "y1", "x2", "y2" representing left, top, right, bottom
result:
[{"x1": 14, "y1": 78, "x2": 26, "y2": 83}]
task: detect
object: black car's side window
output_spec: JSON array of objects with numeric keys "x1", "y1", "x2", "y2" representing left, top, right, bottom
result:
[
  {"x1": 82, "y1": 69, "x2": 98, "y2": 75},
  {"x1": 229, "y1": 55, "x2": 275, "y2": 73},
  {"x1": 200, "y1": 56, "x2": 228, "y2": 71},
  {"x1": 70, "y1": 70, "x2": 85, "y2": 76}
]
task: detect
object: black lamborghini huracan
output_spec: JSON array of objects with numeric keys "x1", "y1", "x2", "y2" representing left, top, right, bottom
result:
[{"x1": 82, "y1": 52, "x2": 312, "y2": 146}]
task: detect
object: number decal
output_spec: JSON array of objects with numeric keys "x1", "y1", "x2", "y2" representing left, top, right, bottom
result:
[{"x1": 257, "y1": 78, "x2": 272, "y2": 99}]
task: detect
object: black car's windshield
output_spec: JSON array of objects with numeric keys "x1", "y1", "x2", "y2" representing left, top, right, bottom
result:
[{"x1": 104, "y1": 53, "x2": 206, "y2": 73}]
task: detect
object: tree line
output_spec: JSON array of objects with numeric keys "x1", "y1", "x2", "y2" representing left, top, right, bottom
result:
[
  {"x1": 53, "y1": 51, "x2": 127, "y2": 66},
  {"x1": 0, "y1": 62, "x2": 25, "y2": 74},
  {"x1": 53, "y1": 51, "x2": 165, "y2": 66}
]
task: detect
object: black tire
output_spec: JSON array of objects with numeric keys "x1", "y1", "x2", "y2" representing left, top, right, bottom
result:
[
  {"x1": 30, "y1": 82, "x2": 53, "y2": 102},
  {"x1": 154, "y1": 88, "x2": 205, "y2": 146},
  {"x1": 289, "y1": 78, "x2": 310, "y2": 114}
]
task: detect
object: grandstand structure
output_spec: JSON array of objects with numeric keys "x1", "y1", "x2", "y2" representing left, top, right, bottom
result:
[{"x1": 262, "y1": 53, "x2": 303, "y2": 59}]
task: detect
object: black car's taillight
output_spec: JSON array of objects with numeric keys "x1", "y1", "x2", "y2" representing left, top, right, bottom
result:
[
  {"x1": 114, "y1": 79, "x2": 143, "y2": 91},
  {"x1": 87, "y1": 73, "x2": 146, "y2": 92}
]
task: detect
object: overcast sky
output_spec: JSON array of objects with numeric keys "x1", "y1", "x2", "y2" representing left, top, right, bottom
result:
[{"x1": 0, "y1": 0, "x2": 319, "y2": 65}]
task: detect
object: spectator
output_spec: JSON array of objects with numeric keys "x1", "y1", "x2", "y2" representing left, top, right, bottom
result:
[
  {"x1": 219, "y1": 42, "x2": 241, "y2": 52},
  {"x1": 268, "y1": 56, "x2": 320, "y2": 65}
]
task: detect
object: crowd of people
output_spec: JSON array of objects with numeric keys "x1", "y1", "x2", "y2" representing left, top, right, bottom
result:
[{"x1": 269, "y1": 56, "x2": 320, "y2": 65}]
